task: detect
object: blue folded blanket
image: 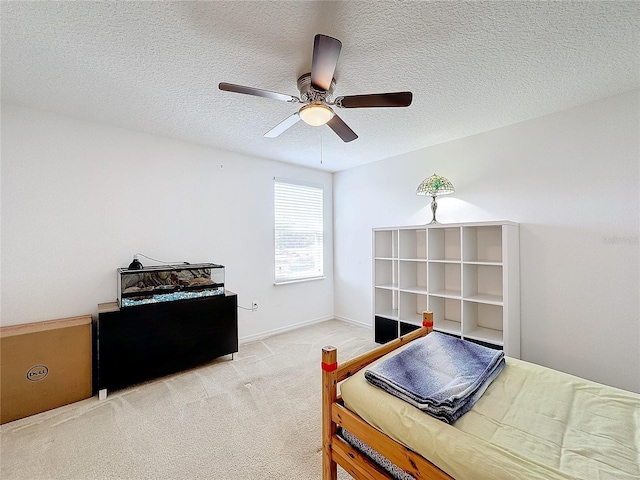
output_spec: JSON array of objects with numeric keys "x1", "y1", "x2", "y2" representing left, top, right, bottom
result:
[{"x1": 364, "y1": 332, "x2": 505, "y2": 424}]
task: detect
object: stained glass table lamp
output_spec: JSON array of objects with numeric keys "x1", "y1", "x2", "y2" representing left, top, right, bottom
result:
[{"x1": 416, "y1": 174, "x2": 455, "y2": 224}]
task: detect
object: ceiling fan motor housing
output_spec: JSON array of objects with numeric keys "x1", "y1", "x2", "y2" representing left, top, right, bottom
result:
[{"x1": 297, "y1": 73, "x2": 336, "y2": 104}]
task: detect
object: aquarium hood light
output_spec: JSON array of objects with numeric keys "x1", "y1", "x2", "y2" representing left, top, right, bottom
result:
[{"x1": 128, "y1": 255, "x2": 144, "y2": 270}]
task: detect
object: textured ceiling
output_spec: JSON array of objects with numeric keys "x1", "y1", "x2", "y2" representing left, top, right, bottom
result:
[{"x1": 2, "y1": 1, "x2": 639, "y2": 172}]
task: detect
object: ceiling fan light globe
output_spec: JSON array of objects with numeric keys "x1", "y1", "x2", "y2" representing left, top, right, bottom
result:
[{"x1": 299, "y1": 104, "x2": 334, "y2": 126}]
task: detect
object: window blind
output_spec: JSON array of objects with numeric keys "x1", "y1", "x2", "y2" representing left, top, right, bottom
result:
[{"x1": 274, "y1": 178, "x2": 324, "y2": 284}]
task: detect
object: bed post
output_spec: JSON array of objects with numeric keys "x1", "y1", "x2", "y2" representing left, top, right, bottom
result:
[
  {"x1": 322, "y1": 346, "x2": 338, "y2": 480},
  {"x1": 423, "y1": 311, "x2": 433, "y2": 333}
]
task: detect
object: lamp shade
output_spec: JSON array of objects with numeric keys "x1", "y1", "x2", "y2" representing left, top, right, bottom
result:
[
  {"x1": 416, "y1": 174, "x2": 455, "y2": 197},
  {"x1": 299, "y1": 104, "x2": 334, "y2": 126}
]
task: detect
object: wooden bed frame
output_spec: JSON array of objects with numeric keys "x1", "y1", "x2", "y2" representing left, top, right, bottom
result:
[{"x1": 321, "y1": 312, "x2": 453, "y2": 480}]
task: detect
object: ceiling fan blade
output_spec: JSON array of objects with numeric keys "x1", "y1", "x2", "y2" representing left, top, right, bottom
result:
[
  {"x1": 335, "y1": 92, "x2": 413, "y2": 108},
  {"x1": 327, "y1": 114, "x2": 358, "y2": 143},
  {"x1": 310, "y1": 34, "x2": 342, "y2": 91},
  {"x1": 264, "y1": 113, "x2": 301, "y2": 138},
  {"x1": 219, "y1": 82, "x2": 300, "y2": 103}
]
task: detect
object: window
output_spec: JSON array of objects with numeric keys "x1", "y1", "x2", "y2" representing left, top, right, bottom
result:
[{"x1": 274, "y1": 178, "x2": 324, "y2": 284}]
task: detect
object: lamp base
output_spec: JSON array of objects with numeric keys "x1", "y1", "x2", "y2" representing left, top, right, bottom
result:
[{"x1": 428, "y1": 196, "x2": 440, "y2": 224}]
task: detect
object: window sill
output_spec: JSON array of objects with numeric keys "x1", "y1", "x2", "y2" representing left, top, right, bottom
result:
[{"x1": 274, "y1": 276, "x2": 325, "y2": 286}]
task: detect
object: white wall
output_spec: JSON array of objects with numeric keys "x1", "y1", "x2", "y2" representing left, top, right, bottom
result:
[
  {"x1": 334, "y1": 90, "x2": 640, "y2": 393},
  {"x1": 1, "y1": 104, "x2": 334, "y2": 341},
  {"x1": 3, "y1": 93, "x2": 639, "y2": 393}
]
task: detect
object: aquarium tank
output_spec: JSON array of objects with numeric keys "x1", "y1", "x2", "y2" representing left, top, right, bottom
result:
[{"x1": 117, "y1": 263, "x2": 224, "y2": 307}]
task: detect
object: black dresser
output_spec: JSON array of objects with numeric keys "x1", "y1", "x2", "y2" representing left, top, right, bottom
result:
[{"x1": 95, "y1": 292, "x2": 238, "y2": 393}]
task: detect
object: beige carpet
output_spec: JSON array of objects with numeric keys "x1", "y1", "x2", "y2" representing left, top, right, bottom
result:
[{"x1": 1, "y1": 319, "x2": 376, "y2": 480}]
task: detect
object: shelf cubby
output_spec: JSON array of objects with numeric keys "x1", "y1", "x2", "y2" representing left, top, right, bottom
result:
[
  {"x1": 463, "y1": 264, "x2": 503, "y2": 304},
  {"x1": 374, "y1": 288, "x2": 398, "y2": 320},
  {"x1": 427, "y1": 228, "x2": 461, "y2": 261},
  {"x1": 428, "y1": 296, "x2": 462, "y2": 336},
  {"x1": 374, "y1": 259, "x2": 397, "y2": 289},
  {"x1": 374, "y1": 230, "x2": 397, "y2": 259},
  {"x1": 398, "y1": 260, "x2": 427, "y2": 293},
  {"x1": 428, "y1": 262, "x2": 461, "y2": 298},
  {"x1": 463, "y1": 225, "x2": 503, "y2": 263},
  {"x1": 399, "y1": 229, "x2": 427, "y2": 259},
  {"x1": 399, "y1": 291, "x2": 428, "y2": 324},
  {"x1": 463, "y1": 301, "x2": 504, "y2": 346}
]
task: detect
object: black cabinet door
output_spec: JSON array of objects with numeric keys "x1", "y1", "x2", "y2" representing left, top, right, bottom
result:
[
  {"x1": 97, "y1": 293, "x2": 238, "y2": 392},
  {"x1": 400, "y1": 321, "x2": 421, "y2": 336},
  {"x1": 98, "y1": 306, "x2": 180, "y2": 391},
  {"x1": 177, "y1": 294, "x2": 238, "y2": 368},
  {"x1": 374, "y1": 316, "x2": 399, "y2": 344}
]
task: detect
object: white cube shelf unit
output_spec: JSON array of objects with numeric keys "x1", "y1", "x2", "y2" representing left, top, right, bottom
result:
[{"x1": 372, "y1": 221, "x2": 520, "y2": 357}]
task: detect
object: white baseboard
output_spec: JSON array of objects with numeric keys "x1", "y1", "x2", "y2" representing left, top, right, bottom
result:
[
  {"x1": 239, "y1": 315, "x2": 334, "y2": 344},
  {"x1": 333, "y1": 315, "x2": 372, "y2": 329}
]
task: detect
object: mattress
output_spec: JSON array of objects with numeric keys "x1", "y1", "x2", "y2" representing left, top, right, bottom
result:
[{"x1": 340, "y1": 345, "x2": 640, "y2": 480}]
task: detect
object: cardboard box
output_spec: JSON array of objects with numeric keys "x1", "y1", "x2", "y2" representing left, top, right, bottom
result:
[{"x1": 0, "y1": 315, "x2": 92, "y2": 424}]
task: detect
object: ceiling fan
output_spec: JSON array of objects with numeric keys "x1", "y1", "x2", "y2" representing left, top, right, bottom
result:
[{"x1": 219, "y1": 34, "x2": 413, "y2": 143}]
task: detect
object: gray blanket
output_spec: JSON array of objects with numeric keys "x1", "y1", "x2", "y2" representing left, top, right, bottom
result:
[{"x1": 364, "y1": 332, "x2": 505, "y2": 424}]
